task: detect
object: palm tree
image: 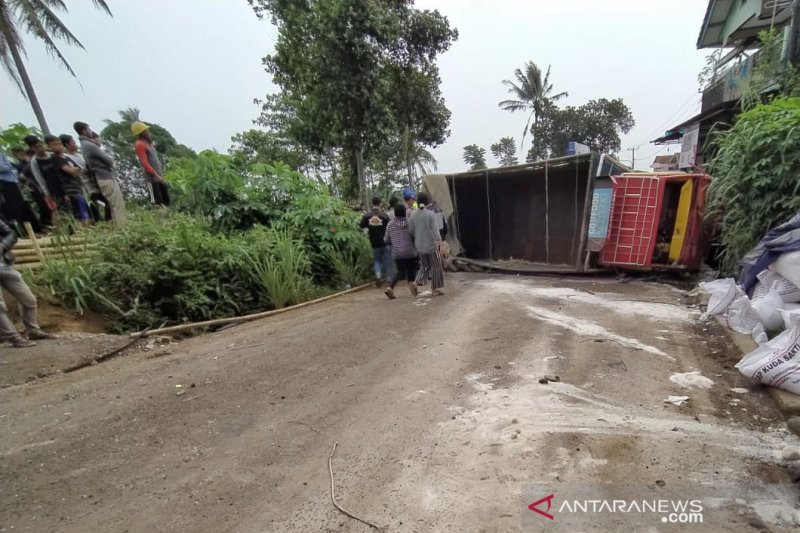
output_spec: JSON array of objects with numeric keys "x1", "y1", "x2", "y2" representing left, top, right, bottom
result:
[
  {"x1": 111, "y1": 107, "x2": 141, "y2": 124},
  {"x1": 409, "y1": 144, "x2": 437, "y2": 187},
  {"x1": 0, "y1": 0, "x2": 112, "y2": 134},
  {"x1": 498, "y1": 62, "x2": 568, "y2": 152}
]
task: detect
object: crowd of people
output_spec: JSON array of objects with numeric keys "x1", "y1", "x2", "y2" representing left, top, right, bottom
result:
[
  {"x1": 0, "y1": 120, "x2": 169, "y2": 348},
  {"x1": 360, "y1": 188, "x2": 448, "y2": 300},
  {"x1": 0, "y1": 120, "x2": 170, "y2": 237}
]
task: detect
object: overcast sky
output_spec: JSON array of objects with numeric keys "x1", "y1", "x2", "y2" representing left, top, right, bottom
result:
[{"x1": 0, "y1": 0, "x2": 709, "y2": 171}]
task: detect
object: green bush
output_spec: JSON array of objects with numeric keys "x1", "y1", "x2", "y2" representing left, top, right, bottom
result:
[
  {"x1": 33, "y1": 152, "x2": 374, "y2": 332},
  {"x1": 708, "y1": 97, "x2": 800, "y2": 274},
  {"x1": 167, "y1": 152, "x2": 369, "y2": 284}
]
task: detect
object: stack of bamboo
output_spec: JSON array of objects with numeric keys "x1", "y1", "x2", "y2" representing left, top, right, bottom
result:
[{"x1": 12, "y1": 223, "x2": 95, "y2": 270}]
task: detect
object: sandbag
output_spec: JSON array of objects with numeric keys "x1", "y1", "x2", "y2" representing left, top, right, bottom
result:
[
  {"x1": 724, "y1": 295, "x2": 762, "y2": 334},
  {"x1": 750, "y1": 282, "x2": 786, "y2": 331},
  {"x1": 736, "y1": 310, "x2": 800, "y2": 394},
  {"x1": 755, "y1": 269, "x2": 800, "y2": 303},
  {"x1": 770, "y1": 251, "x2": 800, "y2": 292},
  {"x1": 700, "y1": 278, "x2": 741, "y2": 316}
]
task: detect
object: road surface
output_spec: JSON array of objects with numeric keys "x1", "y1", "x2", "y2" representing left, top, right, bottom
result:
[{"x1": 1, "y1": 273, "x2": 798, "y2": 532}]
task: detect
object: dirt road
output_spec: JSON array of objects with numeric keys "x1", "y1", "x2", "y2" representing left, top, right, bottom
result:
[{"x1": 2, "y1": 273, "x2": 799, "y2": 532}]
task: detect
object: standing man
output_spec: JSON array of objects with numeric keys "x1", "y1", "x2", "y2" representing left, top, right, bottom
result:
[
  {"x1": 24, "y1": 135, "x2": 61, "y2": 217},
  {"x1": 0, "y1": 153, "x2": 41, "y2": 234},
  {"x1": 402, "y1": 189, "x2": 418, "y2": 212},
  {"x1": 60, "y1": 133, "x2": 106, "y2": 223},
  {"x1": 12, "y1": 146, "x2": 52, "y2": 228},
  {"x1": 0, "y1": 217, "x2": 58, "y2": 347},
  {"x1": 387, "y1": 196, "x2": 400, "y2": 221},
  {"x1": 409, "y1": 192, "x2": 445, "y2": 296},
  {"x1": 44, "y1": 135, "x2": 90, "y2": 223},
  {"x1": 131, "y1": 121, "x2": 170, "y2": 207},
  {"x1": 74, "y1": 122, "x2": 127, "y2": 226},
  {"x1": 359, "y1": 196, "x2": 392, "y2": 286}
]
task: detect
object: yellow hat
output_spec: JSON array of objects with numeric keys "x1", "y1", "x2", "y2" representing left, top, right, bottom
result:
[{"x1": 131, "y1": 121, "x2": 150, "y2": 136}]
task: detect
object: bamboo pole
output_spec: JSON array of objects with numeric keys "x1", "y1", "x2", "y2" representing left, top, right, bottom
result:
[
  {"x1": 130, "y1": 282, "x2": 375, "y2": 338},
  {"x1": 23, "y1": 223, "x2": 45, "y2": 262}
]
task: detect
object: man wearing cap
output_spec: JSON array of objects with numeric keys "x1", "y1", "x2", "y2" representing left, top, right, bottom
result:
[
  {"x1": 131, "y1": 121, "x2": 170, "y2": 207},
  {"x1": 402, "y1": 188, "x2": 418, "y2": 212}
]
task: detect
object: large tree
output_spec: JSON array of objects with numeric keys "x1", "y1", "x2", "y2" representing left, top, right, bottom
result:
[
  {"x1": 0, "y1": 0, "x2": 112, "y2": 134},
  {"x1": 490, "y1": 137, "x2": 518, "y2": 166},
  {"x1": 498, "y1": 62, "x2": 567, "y2": 153},
  {"x1": 248, "y1": 0, "x2": 456, "y2": 202},
  {"x1": 527, "y1": 98, "x2": 635, "y2": 161},
  {"x1": 100, "y1": 108, "x2": 196, "y2": 197},
  {"x1": 463, "y1": 144, "x2": 487, "y2": 170}
]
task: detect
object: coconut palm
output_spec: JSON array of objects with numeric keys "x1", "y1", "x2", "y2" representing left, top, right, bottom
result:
[
  {"x1": 0, "y1": 0, "x2": 112, "y2": 134},
  {"x1": 410, "y1": 144, "x2": 438, "y2": 182},
  {"x1": 498, "y1": 62, "x2": 568, "y2": 152}
]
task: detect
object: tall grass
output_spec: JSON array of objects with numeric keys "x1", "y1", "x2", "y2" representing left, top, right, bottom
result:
[
  {"x1": 246, "y1": 228, "x2": 312, "y2": 308},
  {"x1": 326, "y1": 238, "x2": 372, "y2": 288}
]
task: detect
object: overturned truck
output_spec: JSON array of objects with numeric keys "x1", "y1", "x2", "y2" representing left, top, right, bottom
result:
[{"x1": 423, "y1": 153, "x2": 630, "y2": 273}]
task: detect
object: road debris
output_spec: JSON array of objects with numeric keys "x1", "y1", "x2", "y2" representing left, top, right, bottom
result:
[
  {"x1": 664, "y1": 395, "x2": 690, "y2": 406},
  {"x1": 327, "y1": 442, "x2": 381, "y2": 530},
  {"x1": 669, "y1": 371, "x2": 715, "y2": 389}
]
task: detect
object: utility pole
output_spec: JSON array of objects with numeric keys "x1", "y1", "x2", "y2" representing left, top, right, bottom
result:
[{"x1": 628, "y1": 147, "x2": 636, "y2": 170}]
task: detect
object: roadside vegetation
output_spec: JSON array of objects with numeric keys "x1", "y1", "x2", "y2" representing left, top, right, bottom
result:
[
  {"x1": 33, "y1": 157, "x2": 370, "y2": 333},
  {"x1": 707, "y1": 30, "x2": 800, "y2": 275}
]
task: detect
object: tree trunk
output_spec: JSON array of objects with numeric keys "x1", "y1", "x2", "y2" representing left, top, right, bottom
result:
[
  {"x1": 403, "y1": 123, "x2": 413, "y2": 190},
  {"x1": 2, "y1": 26, "x2": 51, "y2": 135},
  {"x1": 355, "y1": 148, "x2": 366, "y2": 205}
]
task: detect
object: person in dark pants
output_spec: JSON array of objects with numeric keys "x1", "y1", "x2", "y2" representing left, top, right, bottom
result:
[
  {"x1": 24, "y1": 136, "x2": 60, "y2": 224},
  {"x1": 359, "y1": 196, "x2": 392, "y2": 285},
  {"x1": 383, "y1": 203, "x2": 418, "y2": 299},
  {"x1": 0, "y1": 153, "x2": 41, "y2": 235},
  {"x1": 44, "y1": 135, "x2": 90, "y2": 223},
  {"x1": 13, "y1": 147, "x2": 52, "y2": 229},
  {"x1": 132, "y1": 121, "x2": 170, "y2": 207}
]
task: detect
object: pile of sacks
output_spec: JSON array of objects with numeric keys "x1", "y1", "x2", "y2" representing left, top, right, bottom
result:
[{"x1": 700, "y1": 213, "x2": 800, "y2": 395}]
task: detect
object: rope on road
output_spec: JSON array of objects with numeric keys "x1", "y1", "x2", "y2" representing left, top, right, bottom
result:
[{"x1": 328, "y1": 441, "x2": 382, "y2": 530}]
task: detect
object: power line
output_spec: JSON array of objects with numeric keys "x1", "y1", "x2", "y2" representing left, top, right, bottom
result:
[{"x1": 628, "y1": 92, "x2": 702, "y2": 148}]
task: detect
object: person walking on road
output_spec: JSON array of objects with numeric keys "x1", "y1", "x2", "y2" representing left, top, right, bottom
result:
[
  {"x1": 383, "y1": 203, "x2": 419, "y2": 300},
  {"x1": 132, "y1": 121, "x2": 170, "y2": 207},
  {"x1": 360, "y1": 196, "x2": 392, "y2": 286},
  {"x1": 74, "y1": 122, "x2": 127, "y2": 226},
  {"x1": 0, "y1": 217, "x2": 58, "y2": 348},
  {"x1": 409, "y1": 192, "x2": 445, "y2": 296}
]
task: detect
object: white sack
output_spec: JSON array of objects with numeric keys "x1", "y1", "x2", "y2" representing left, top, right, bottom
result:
[
  {"x1": 736, "y1": 310, "x2": 800, "y2": 394},
  {"x1": 754, "y1": 269, "x2": 800, "y2": 303},
  {"x1": 770, "y1": 251, "x2": 800, "y2": 293},
  {"x1": 750, "y1": 282, "x2": 786, "y2": 331},
  {"x1": 700, "y1": 278, "x2": 741, "y2": 316}
]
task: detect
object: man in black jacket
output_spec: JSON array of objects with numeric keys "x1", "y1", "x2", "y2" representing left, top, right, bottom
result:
[
  {"x1": 359, "y1": 196, "x2": 393, "y2": 286},
  {"x1": 0, "y1": 216, "x2": 58, "y2": 348}
]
